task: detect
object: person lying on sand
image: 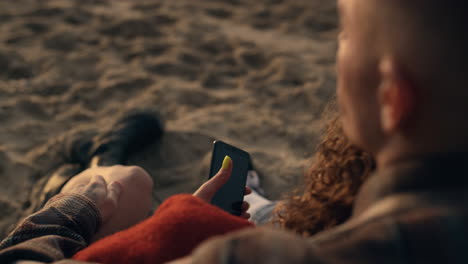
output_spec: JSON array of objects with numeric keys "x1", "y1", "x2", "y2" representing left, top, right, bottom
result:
[
  {"x1": 0, "y1": 105, "x2": 375, "y2": 263},
  {"x1": 0, "y1": 109, "x2": 256, "y2": 263}
]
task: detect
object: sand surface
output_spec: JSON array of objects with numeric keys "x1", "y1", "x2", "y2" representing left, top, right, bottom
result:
[{"x1": 0, "y1": 0, "x2": 337, "y2": 237}]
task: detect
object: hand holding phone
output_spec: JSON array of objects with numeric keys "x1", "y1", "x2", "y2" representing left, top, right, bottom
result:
[
  {"x1": 193, "y1": 155, "x2": 233, "y2": 203},
  {"x1": 193, "y1": 141, "x2": 251, "y2": 217},
  {"x1": 207, "y1": 141, "x2": 250, "y2": 216}
]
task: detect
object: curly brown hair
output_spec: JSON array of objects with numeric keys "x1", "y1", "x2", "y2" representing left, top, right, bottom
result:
[{"x1": 272, "y1": 105, "x2": 376, "y2": 237}]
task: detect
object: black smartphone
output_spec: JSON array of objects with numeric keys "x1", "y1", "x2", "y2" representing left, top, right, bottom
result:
[{"x1": 209, "y1": 140, "x2": 250, "y2": 216}]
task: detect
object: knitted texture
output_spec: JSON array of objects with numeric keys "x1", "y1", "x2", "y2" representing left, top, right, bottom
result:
[{"x1": 74, "y1": 194, "x2": 253, "y2": 264}]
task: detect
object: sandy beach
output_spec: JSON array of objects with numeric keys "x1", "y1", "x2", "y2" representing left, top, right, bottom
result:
[{"x1": 0, "y1": 0, "x2": 337, "y2": 237}]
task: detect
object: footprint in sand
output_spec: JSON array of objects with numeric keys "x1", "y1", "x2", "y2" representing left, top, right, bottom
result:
[
  {"x1": 101, "y1": 19, "x2": 164, "y2": 39},
  {"x1": 205, "y1": 8, "x2": 233, "y2": 19},
  {"x1": 26, "y1": 7, "x2": 65, "y2": 18},
  {"x1": 303, "y1": 15, "x2": 337, "y2": 32},
  {"x1": 151, "y1": 14, "x2": 178, "y2": 26},
  {"x1": 5, "y1": 35, "x2": 35, "y2": 46},
  {"x1": 102, "y1": 78, "x2": 154, "y2": 94},
  {"x1": 32, "y1": 84, "x2": 69, "y2": 97},
  {"x1": 125, "y1": 42, "x2": 171, "y2": 61},
  {"x1": 0, "y1": 51, "x2": 33, "y2": 80},
  {"x1": 178, "y1": 52, "x2": 202, "y2": 66},
  {"x1": 146, "y1": 43, "x2": 172, "y2": 56},
  {"x1": 23, "y1": 22, "x2": 49, "y2": 34},
  {"x1": 16, "y1": 98, "x2": 50, "y2": 120},
  {"x1": 215, "y1": 55, "x2": 237, "y2": 67},
  {"x1": 43, "y1": 32, "x2": 79, "y2": 52},
  {"x1": 93, "y1": 77, "x2": 154, "y2": 108},
  {"x1": 266, "y1": 0, "x2": 285, "y2": 4},
  {"x1": 212, "y1": 0, "x2": 242, "y2": 6},
  {"x1": 202, "y1": 72, "x2": 238, "y2": 90},
  {"x1": 176, "y1": 89, "x2": 218, "y2": 108},
  {"x1": 146, "y1": 62, "x2": 200, "y2": 81},
  {"x1": 64, "y1": 9, "x2": 93, "y2": 25},
  {"x1": 237, "y1": 49, "x2": 268, "y2": 69},
  {"x1": 132, "y1": 3, "x2": 162, "y2": 12},
  {"x1": 196, "y1": 37, "x2": 234, "y2": 56},
  {"x1": 0, "y1": 52, "x2": 9, "y2": 74}
]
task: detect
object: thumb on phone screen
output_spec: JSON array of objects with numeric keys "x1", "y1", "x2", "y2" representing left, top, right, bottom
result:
[{"x1": 193, "y1": 156, "x2": 232, "y2": 203}]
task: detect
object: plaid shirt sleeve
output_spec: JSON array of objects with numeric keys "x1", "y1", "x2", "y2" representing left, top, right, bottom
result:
[{"x1": 0, "y1": 193, "x2": 102, "y2": 264}]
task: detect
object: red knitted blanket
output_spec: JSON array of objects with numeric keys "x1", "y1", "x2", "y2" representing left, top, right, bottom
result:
[{"x1": 74, "y1": 194, "x2": 254, "y2": 264}]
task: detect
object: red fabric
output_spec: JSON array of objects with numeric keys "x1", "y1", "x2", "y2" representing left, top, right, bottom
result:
[{"x1": 73, "y1": 194, "x2": 254, "y2": 264}]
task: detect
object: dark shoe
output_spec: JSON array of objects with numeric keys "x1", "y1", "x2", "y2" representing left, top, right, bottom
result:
[
  {"x1": 30, "y1": 110, "x2": 164, "y2": 211},
  {"x1": 90, "y1": 110, "x2": 164, "y2": 166}
]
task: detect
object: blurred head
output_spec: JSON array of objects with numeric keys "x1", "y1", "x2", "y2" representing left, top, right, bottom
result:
[{"x1": 337, "y1": 0, "x2": 468, "y2": 164}]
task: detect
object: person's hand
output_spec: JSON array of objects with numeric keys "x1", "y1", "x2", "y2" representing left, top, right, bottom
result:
[
  {"x1": 61, "y1": 165, "x2": 154, "y2": 241},
  {"x1": 193, "y1": 156, "x2": 252, "y2": 219},
  {"x1": 61, "y1": 174, "x2": 122, "y2": 225}
]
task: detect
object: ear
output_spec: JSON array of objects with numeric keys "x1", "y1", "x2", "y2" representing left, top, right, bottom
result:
[{"x1": 378, "y1": 58, "x2": 416, "y2": 134}]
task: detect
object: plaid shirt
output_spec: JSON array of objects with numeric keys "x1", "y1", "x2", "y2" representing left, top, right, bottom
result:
[
  {"x1": 0, "y1": 193, "x2": 101, "y2": 263},
  {"x1": 2, "y1": 152, "x2": 468, "y2": 263}
]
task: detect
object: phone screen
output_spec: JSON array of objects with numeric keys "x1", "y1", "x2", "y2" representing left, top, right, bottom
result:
[{"x1": 209, "y1": 141, "x2": 250, "y2": 216}]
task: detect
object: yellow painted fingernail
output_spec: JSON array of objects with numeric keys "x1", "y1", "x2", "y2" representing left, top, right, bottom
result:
[{"x1": 222, "y1": 156, "x2": 232, "y2": 170}]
